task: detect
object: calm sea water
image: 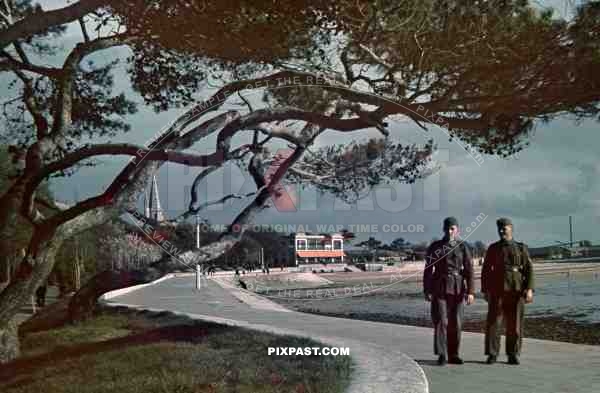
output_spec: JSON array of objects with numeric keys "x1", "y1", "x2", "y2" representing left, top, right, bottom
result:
[{"x1": 277, "y1": 270, "x2": 600, "y2": 323}]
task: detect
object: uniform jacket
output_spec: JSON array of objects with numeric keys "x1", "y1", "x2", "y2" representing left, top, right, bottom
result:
[
  {"x1": 423, "y1": 239, "x2": 475, "y2": 296},
  {"x1": 481, "y1": 239, "x2": 535, "y2": 295}
]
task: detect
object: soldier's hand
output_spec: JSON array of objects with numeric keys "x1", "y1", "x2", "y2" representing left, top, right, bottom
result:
[
  {"x1": 466, "y1": 294, "x2": 475, "y2": 305},
  {"x1": 424, "y1": 293, "x2": 432, "y2": 302},
  {"x1": 525, "y1": 289, "x2": 533, "y2": 304}
]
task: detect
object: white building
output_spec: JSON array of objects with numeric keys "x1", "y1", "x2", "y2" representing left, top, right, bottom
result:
[{"x1": 294, "y1": 232, "x2": 346, "y2": 266}]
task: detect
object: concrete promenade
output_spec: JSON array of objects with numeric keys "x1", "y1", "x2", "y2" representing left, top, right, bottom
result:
[{"x1": 106, "y1": 275, "x2": 600, "y2": 393}]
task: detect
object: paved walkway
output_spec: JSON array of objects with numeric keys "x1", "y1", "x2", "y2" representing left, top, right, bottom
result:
[{"x1": 107, "y1": 275, "x2": 600, "y2": 393}]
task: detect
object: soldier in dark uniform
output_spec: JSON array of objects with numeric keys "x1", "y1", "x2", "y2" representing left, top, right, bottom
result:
[
  {"x1": 482, "y1": 217, "x2": 535, "y2": 365},
  {"x1": 423, "y1": 217, "x2": 475, "y2": 365}
]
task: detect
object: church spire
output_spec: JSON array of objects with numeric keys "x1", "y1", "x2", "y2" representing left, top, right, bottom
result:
[{"x1": 148, "y1": 174, "x2": 164, "y2": 222}]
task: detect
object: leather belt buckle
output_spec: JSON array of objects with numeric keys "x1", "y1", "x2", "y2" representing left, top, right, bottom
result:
[{"x1": 512, "y1": 267, "x2": 518, "y2": 272}]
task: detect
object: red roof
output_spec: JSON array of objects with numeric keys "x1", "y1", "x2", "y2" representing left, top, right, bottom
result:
[{"x1": 297, "y1": 250, "x2": 346, "y2": 258}]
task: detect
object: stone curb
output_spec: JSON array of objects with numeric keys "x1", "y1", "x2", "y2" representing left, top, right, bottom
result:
[{"x1": 98, "y1": 272, "x2": 194, "y2": 301}]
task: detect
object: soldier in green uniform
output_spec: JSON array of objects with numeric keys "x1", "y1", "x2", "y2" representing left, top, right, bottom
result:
[{"x1": 482, "y1": 218, "x2": 535, "y2": 365}]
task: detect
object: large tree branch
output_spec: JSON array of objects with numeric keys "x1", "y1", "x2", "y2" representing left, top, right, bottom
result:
[
  {"x1": 38, "y1": 147, "x2": 230, "y2": 228},
  {"x1": 39, "y1": 110, "x2": 242, "y2": 228},
  {"x1": 0, "y1": 51, "x2": 61, "y2": 77},
  {"x1": 50, "y1": 33, "x2": 136, "y2": 136},
  {"x1": 0, "y1": 50, "x2": 50, "y2": 138},
  {"x1": 31, "y1": 105, "x2": 385, "y2": 227},
  {"x1": 130, "y1": 68, "x2": 496, "y2": 146},
  {"x1": 104, "y1": 111, "x2": 240, "y2": 206},
  {"x1": 253, "y1": 123, "x2": 304, "y2": 146},
  {"x1": 0, "y1": 0, "x2": 110, "y2": 49},
  {"x1": 217, "y1": 107, "x2": 384, "y2": 145},
  {"x1": 219, "y1": 70, "x2": 498, "y2": 133},
  {"x1": 34, "y1": 143, "x2": 230, "y2": 181}
]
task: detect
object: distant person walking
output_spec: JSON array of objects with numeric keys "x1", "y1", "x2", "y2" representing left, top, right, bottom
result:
[
  {"x1": 35, "y1": 283, "x2": 47, "y2": 308},
  {"x1": 423, "y1": 217, "x2": 475, "y2": 365},
  {"x1": 482, "y1": 218, "x2": 535, "y2": 365}
]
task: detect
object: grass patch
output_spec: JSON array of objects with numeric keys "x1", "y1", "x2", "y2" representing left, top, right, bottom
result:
[
  {"x1": 1, "y1": 307, "x2": 352, "y2": 393},
  {"x1": 20, "y1": 313, "x2": 146, "y2": 357}
]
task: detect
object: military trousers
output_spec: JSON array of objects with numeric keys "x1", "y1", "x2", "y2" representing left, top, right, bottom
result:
[
  {"x1": 431, "y1": 293, "x2": 464, "y2": 357},
  {"x1": 485, "y1": 292, "x2": 525, "y2": 356}
]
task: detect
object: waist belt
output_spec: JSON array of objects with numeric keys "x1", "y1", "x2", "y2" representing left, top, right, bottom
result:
[
  {"x1": 505, "y1": 266, "x2": 521, "y2": 272},
  {"x1": 447, "y1": 271, "x2": 462, "y2": 276}
]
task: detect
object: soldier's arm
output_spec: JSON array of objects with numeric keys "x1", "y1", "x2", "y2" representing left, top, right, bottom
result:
[
  {"x1": 481, "y1": 246, "x2": 493, "y2": 294},
  {"x1": 423, "y1": 244, "x2": 435, "y2": 295},
  {"x1": 522, "y1": 244, "x2": 535, "y2": 291},
  {"x1": 463, "y1": 244, "x2": 475, "y2": 294}
]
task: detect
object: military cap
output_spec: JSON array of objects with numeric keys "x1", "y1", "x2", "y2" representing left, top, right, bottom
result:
[
  {"x1": 496, "y1": 217, "x2": 513, "y2": 227},
  {"x1": 443, "y1": 216, "x2": 459, "y2": 228}
]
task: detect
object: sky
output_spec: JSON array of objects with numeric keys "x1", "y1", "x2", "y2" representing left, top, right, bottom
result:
[{"x1": 8, "y1": 0, "x2": 599, "y2": 248}]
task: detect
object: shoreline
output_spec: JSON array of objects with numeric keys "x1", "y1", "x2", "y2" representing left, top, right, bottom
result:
[
  {"x1": 293, "y1": 308, "x2": 600, "y2": 345},
  {"x1": 242, "y1": 263, "x2": 600, "y2": 289}
]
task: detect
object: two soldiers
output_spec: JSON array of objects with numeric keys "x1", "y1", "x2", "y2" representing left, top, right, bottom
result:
[{"x1": 423, "y1": 217, "x2": 535, "y2": 365}]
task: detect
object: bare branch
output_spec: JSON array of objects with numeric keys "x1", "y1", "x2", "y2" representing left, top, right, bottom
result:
[
  {"x1": 187, "y1": 166, "x2": 219, "y2": 216},
  {"x1": 288, "y1": 166, "x2": 334, "y2": 182},
  {"x1": 237, "y1": 90, "x2": 252, "y2": 112},
  {"x1": 188, "y1": 192, "x2": 257, "y2": 217},
  {"x1": 78, "y1": 17, "x2": 90, "y2": 43},
  {"x1": 340, "y1": 48, "x2": 355, "y2": 83},
  {"x1": 247, "y1": 153, "x2": 265, "y2": 190},
  {"x1": 0, "y1": 0, "x2": 12, "y2": 23},
  {"x1": 358, "y1": 43, "x2": 393, "y2": 70}
]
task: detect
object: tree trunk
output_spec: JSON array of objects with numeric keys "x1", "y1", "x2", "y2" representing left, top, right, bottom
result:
[
  {"x1": 73, "y1": 244, "x2": 82, "y2": 291},
  {"x1": 74, "y1": 259, "x2": 81, "y2": 291},
  {"x1": 68, "y1": 268, "x2": 161, "y2": 322},
  {"x1": 0, "y1": 226, "x2": 60, "y2": 363},
  {"x1": 0, "y1": 317, "x2": 20, "y2": 363}
]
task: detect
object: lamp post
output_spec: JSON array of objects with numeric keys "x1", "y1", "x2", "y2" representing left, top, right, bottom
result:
[{"x1": 196, "y1": 263, "x2": 202, "y2": 290}]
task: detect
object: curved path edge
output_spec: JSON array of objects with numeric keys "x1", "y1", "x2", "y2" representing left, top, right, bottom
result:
[{"x1": 99, "y1": 274, "x2": 429, "y2": 393}]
